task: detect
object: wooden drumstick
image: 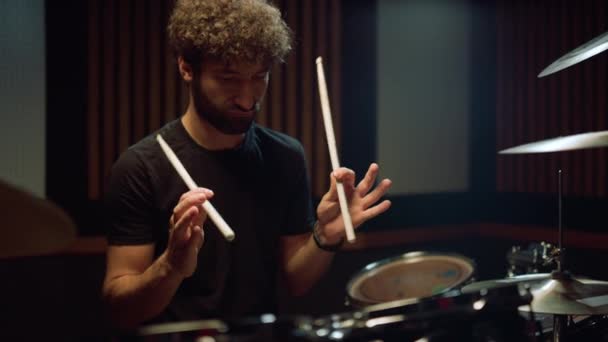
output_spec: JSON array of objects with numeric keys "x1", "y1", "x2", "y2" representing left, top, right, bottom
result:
[
  {"x1": 156, "y1": 134, "x2": 235, "y2": 241},
  {"x1": 316, "y1": 57, "x2": 356, "y2": 242}
]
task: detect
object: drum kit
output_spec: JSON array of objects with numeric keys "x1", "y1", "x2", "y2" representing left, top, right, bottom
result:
[{"x1": 134, "y1": 30, "x2": 608, "y2": 342}]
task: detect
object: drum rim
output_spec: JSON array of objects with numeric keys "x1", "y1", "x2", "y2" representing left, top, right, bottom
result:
[
  {"x1": 346, "y1": 251, "x2": 477, "y2": 306},
  {"x1": 138, "y1": 319, "x2": 228, "y2": 336}
]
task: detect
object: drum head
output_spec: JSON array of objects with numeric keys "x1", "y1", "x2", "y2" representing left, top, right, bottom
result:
[{"x1": 347, "y1": 251, "x2": 475, "y2": 306}]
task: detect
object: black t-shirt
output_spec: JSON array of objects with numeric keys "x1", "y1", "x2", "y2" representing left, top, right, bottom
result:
[{"x1": 105, "y1": 118, "x2": 315, "y2": 321}]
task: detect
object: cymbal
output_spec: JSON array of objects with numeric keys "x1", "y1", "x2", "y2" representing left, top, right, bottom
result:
[
  {"x1": 499, "y1": 131, "x2": 608, "y2": 154},
  {"x1": 463, "y1": 273, "x2": 608, "y2": 315},
  {"x1": 0, "y1": 179, "x2": 76, "y2": 258},
  {"x1": 539, "y1": 30, "x2": 608, "y2": 77},
  {"x1": 523, "y1": 273, "x2": 608, "y2": 315},
  {"x1": 461, "y1": 273, "x2": 551, "y2": 293}
]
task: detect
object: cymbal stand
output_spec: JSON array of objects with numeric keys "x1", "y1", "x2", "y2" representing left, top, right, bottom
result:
[{"x1": 552, "y1": 169, "x2": 567, "y2": 342}]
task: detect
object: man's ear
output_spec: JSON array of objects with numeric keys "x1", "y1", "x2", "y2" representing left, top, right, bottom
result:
[{"x1": 177, "y1": 56, "x2": 194, "y2": 82}]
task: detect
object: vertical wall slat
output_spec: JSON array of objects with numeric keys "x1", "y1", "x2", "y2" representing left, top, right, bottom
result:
[
  {"x1": 582, "y1": 0, "x2": 594, "y2": 197},
  {"x1": 495, "y1": 0, "x2": 505, "y2": 192},
  {"x1": 301, "y1": 0, "x2": 314, "y2": 187},
  {"x1": 148, "y1": 0, "x2": 162, "y2": 131},
  {"x1": 313, "y1": 0, "x2": 328, "y2": 197},
  {"x1": 102, "y1": 0, "x2": 117, "y2": 194},
  {"x1": 118, "y1": 0, "x2": 132, "y2": 154},
  {"x1": 330, "y1": 0, "x2": 341, "y2": 172},
  {"x1": 87, "y1": 0, "x2": 101, "y2": 199},
  {"x1": 285, "y1": 0, "x2": 298, "y2": 139},
  {"x1": 133, "y1": 0, "x2": 146, "y2": 142},
  {"x1": 163, "y1": 0, "x2": 178, "y2": 123},
  {"x1": 597, "y1": 0, "x2": 607, "y2": 197}
]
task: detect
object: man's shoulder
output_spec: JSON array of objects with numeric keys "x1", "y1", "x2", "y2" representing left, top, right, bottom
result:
[{"x1": 113, "y1": 119, "x2": 182, "y2": 173}]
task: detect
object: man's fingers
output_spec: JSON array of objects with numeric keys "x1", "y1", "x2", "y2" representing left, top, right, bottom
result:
[
  {"x1": 189, "y1": 225, "x2": 204, "y2": 254},
  {"x1": 326, "y1": 173, "x2": 338, "y2": 201},
  {"x1": 173, "y1": 189, "x2": 213, "y2": 222},
  {"x1": 193, "y1": 193, "x2": 213, "y2": 227},
  {"x1": 362, "y1": 178, "x2": 392, "y2": 208},
  {"x1": 357, "y1": 163, "x2": 379, "y2": 195},
  {"x1": 333, "y1": 168, "x2": 355, "y2": 189},
  {"x1": 171, "y1": 206, "x2": 198, "y2": 244},
  {"x1": 361, "y1": 200, "x2": 392, "y2": 222}
]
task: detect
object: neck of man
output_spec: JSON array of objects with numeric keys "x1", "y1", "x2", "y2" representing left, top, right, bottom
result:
[{"x1": 181, "y1": 101, "x2": 247, "y2": 151}]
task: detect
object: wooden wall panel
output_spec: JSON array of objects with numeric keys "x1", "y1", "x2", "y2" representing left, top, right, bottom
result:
[{"x1": 87, "y1": 0, "x2": 341, "y2": 198}]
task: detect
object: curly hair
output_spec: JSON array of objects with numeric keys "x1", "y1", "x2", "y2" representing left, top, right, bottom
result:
[{"x1": 167, "y1": 0, "x2": 292, "y2": 68}]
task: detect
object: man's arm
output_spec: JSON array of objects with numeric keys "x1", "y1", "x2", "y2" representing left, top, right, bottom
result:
[
  {"x1": 280, "y1": 163, "x2": 392, "y2": 296},
  {"x1": 103, "y1": 188, "x2": 210, "y2": 329},
  {"x1": 102, "y1": 245, "x2": 185, "y2": 330},
  {"x1": 279, "y1": 233, "x2": 335, "y2": 296}
]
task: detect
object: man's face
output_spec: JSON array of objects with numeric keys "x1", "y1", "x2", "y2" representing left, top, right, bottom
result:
[{"x1": 191, "y1": 59, "x2": 270, "y2": 135}]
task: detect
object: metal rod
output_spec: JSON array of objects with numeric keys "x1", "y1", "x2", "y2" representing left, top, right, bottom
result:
[
  {"x1": 558, "y1": 169, "x2": 563, "y2": 272},
  {"x1": 553, "y1": 314, "x2": 566, "y2": 342}
]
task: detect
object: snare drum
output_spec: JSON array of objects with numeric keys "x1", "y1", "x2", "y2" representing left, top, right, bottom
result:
[{"x1": 346, "y1": 251, "x2": 476, "y2": 307}]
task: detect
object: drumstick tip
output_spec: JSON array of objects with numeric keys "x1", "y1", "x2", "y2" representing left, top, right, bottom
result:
[{"x1": 316, "y1": 56, "x2": 323, "y2": 65}]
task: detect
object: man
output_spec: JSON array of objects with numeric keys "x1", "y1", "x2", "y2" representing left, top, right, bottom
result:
[{"x1": 102, "y1": 0, "x2": 392, "y2": 329}]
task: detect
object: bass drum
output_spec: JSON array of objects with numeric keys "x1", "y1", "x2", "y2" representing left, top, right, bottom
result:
[{"x1": 346, "y1": 251, "x2": 476, "y2": 307}]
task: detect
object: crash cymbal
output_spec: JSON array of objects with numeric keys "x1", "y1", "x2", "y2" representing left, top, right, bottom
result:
[
  {"x1": 0, "y1": 179, "x2": 76, "y2": 258},
  {"x1": 539, "y1": 30, "x2": 608, "y2": 77},
  {"x1": 499, "y1": 131, "x2": 608, "y2": 154},
  {"x1": 522, "y1": 272, "x2": 608, "y2": 315}
]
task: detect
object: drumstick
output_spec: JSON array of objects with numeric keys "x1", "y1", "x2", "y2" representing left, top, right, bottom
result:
[
  {"x1": 315, "y1": 57, "x2": 356, "y2": 242},
  {"x1": 156, "y1": 134, "x2": 235, "y2": 242}
]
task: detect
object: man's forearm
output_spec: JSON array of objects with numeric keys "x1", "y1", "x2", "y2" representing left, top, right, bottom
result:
[
  {"x1": 102, "y1": 253, "x2": 184, "y2": 330},
  {"x1": 282, "y1": 234, "x2": 336, "y2": 296}
]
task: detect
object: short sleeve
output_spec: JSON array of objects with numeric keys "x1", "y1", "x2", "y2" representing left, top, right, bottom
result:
[{"x1": 105, "y1": 148, "x2": 160, "y2": 245}]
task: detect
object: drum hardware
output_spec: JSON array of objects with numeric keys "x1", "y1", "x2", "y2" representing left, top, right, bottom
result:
[{"x1": 507, "y1": 242, "x2": 557, "y2": 277}]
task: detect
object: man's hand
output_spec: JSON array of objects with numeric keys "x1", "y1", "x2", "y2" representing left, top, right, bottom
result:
[
  {"x1": 315, "y1": 163, "x2": 392, "y2": 244},
  {"x1": 164, "y1": 188, "x2": 213, "y2": 277}
]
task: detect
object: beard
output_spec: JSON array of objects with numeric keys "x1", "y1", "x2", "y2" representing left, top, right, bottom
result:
[{"x1": 191, "y1": 78, "x2": 259, "y2": 135}]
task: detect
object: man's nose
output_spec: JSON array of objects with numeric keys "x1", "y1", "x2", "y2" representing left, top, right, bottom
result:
[{"x1": 233, "y1": 83, "x2": 256, "y2": 111}]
